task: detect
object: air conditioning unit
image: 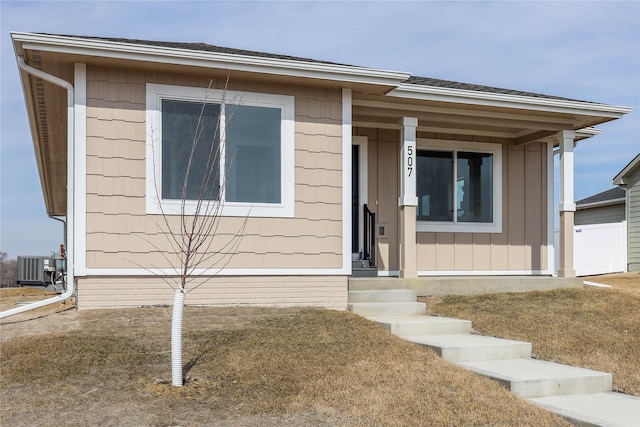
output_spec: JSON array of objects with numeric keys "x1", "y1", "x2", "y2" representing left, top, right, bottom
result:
[
  {"x1": 17, "y1": 256, "x2": 48, "y2": 285},
  {"x1": 16, "y1": 255, "x2": 65, "y2": 292}
]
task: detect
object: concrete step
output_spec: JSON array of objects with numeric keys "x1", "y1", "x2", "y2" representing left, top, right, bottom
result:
[
  {"x1": 367, "y1": 315, "x2": 472, "y2": 336},
  {"x1": 346, "y1": 289, "x2": 630, "y2": 426},
  {"x1": 529, "y1": 392, "x2": 640, "y2": 427},
  {"x1": 348, "y1": 302, "x2": 426, "y2": 317},
  {"x1": 348, "y1": 289, "x2": 417, "y2": 303},
  {"x1": 459, "y1": 358, "x2": 612, "y2": 398},
  {"x1": 405, "y1": 334, "x2": 531, "y2": 362}
]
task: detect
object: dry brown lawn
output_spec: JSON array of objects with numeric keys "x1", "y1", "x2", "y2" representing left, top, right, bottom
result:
[
  {"x1": 584, "y1": 271, "x2": 640, "y2": 297},
  {"x1": 0, "y1": 288, "x2": 72, "y2": 322},
  {"x1": 0, "y1": 288, "x2": 569, "y2": 427},
  {"x1": 423, "y1": 273, "x2": 640, "y2": 397}
]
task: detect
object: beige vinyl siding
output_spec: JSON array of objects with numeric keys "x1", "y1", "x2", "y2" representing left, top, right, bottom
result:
[
  {"x1": 418, "y1": 140, "x2": 548, "y2": 272},
  {"x1": 628, "y1": 168, "x2": 640, "y2": 271},
  {"x1": 76, "y1": 276, "x2": 347, "y2": 310},
  {"x1": 84, "y1": 65, "x2": 344, "y2": 271},
  {"x1": 357, "y1": 127, "x2": 549, "y2": 273},
  {"x1": 575, "y1": 204, "x2": 625, "y2": 226}
]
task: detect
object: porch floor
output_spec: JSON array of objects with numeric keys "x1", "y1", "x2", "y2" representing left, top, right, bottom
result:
[{"x1": 348, "y1": 276, "x2": 582, "y2": 296}]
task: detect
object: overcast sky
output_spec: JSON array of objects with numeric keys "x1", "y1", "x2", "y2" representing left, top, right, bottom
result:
[{"x1": 1, "y1": 0, "x2": 639, "y2": 258}]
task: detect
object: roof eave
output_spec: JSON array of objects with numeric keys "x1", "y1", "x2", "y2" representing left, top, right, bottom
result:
[
  {"x1": 11, "y1": 32, "x2": 411, "y2": 88},
  {"x1": 576, "y1": 198, "x2": 626, "y2": 210},
  {"x1": 386, "y1": 83, "x2": 633, "y2": 119},
  {"x1": 12, "y1": 36, "x2": 59, "y2": 216},
  {"x1": 612, "y1": 153, "x2": 640, "y2": 185}
]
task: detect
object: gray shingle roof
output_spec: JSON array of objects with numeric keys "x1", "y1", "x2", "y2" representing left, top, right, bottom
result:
[
  {"x1": 50, "y1": 33, "x2": 348, "y2": 66},
  {"x1": 576, "y1": 187, "x2": 626, "y2": 206},
  {"x1": 49, "y1": 33, "x2": 595, "y2": 104},
  {"x1": 405, "y1": 76, "x2": 593, "y2": 103}
]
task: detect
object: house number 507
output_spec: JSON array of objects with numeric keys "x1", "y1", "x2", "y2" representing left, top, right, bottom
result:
[{"x1": 407, "y1": 145, "x2": 413, "y2": 177}]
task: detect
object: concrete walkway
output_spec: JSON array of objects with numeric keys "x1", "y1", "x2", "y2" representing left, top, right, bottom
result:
[{"x1": 348, "y1": 289, "x2": 640, "y2": 427}]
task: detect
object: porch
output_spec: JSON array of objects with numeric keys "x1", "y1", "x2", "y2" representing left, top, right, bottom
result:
[{"x1": 347, "y1": 83, "x2": 595, "y2": 280}]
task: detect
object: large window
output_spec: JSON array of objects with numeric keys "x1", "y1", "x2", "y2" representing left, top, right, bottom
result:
[
  {"x1": 416, "y1": 140, "x2": 502, "y2": 233},
  {"x1": 161, "y1": 100, "x2": 221, "y2": 201},
  {"x1": 146, "y1": 84, "x2": 294, "y2": 217}
]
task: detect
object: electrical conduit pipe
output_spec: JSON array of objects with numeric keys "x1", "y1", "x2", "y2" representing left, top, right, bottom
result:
[{"x1": 0, "y1": 56, "x2": 75, "y2": 319}]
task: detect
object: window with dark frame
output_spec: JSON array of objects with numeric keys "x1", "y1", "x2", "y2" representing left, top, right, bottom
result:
[
  {"x1": 416, "y1": 149, "x2": 494, "y2": 224},
  {"x1": 160, "y1": 99, "x2": 282, "y2": 205}
]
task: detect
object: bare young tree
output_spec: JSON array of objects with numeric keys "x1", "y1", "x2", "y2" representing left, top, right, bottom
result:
[{"x1": 145, "y1": 79, "x2": 248, "y2": 386}]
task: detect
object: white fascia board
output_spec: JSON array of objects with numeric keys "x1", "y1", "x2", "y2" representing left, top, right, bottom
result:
[
  {"x1": 575, "y1": 127, "x2": 602, "y2": 138},
  {"x1": 612, "y1": 153, "x2": 640, "y2": 185},
  {"x1": 12, "y1": 32, "x2": 410, "y2": 87},
  {"x1": 387, "y1": 83, "x2": 633, "y2": 119},
  {"x1": 576, "y1": 198, "x2": 626, "y2": 210}
]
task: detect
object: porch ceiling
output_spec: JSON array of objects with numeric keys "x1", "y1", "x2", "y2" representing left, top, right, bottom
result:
[{"x1": 352, "y1": 93, "x2": 609, "y2": 144}]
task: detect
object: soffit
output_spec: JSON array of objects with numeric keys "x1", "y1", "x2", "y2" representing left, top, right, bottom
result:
[
  {"x1": 352, "y1": 92, "x2": 605, "y2": 144},
  {"x1": 23, "y1": 49, "x2": 72, "y2": 216}
]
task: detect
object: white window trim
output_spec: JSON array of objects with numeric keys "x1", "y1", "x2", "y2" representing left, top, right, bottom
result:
[
  {"x1": 145, "y1": 83, "x2": 295, "y2": 217},
  {"x1": 415, "y1": 138, "x2": 502, "y2": 233}
]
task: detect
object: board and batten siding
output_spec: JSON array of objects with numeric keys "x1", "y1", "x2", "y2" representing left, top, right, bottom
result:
[
  {"x1": 80, "y1": 65, "x2": 347, "y2": 309},
  {"x1": 628, "y1": 167, "x2": 640, "y2": 271},
  {"x1": 356, "y1": 127, "x2": 549, "y2": 273}
]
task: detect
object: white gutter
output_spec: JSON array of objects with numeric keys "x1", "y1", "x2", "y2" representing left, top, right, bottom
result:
[
  {"x1": 576, "y1": 197, "x2": 626, "y2": 210},
  {"x1": 387, "y1": 83, "x2": 633, "y2": 118},
  {"x1": 0, "y1": 56, "x2": 75, "y2": 319},
  {"x1": 11, "y1": 32, "x2": 411, "y2": 87}
]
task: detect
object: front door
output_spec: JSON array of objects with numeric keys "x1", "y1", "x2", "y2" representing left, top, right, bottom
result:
[
  {"x1": 351, "y1": 136, "x2": 369, "y2": 260},
  {"x1": 352, "y1": 144, "x2": 360, "y2": 255}
]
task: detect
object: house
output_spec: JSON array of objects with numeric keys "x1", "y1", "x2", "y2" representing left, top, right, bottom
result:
[
  {"x1": 575, "y1": 187, "x2": 626, "y2": 226},
  {"x1": 11, "y1": 32, "x2": 633, "y2": 309},
  {"x1": 613, "y1": 153, "x2": 640, "y2": 271},
  {"x1": 572, "y1": 187, "x2": 627, "y2": 276}
]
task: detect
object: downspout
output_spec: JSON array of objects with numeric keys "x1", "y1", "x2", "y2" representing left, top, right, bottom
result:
[
  {"x1": 49, "y1": 216, "x2": 67, "y2": 250},
  {"x1": 0, "y1": 56, "x2": 75, "y2": 319}
]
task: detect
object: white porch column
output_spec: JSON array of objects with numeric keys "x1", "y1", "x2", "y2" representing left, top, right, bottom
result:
[
  {"x1": 557, "y1": 129, "x2": 576, "y2": 278},
  {"x1": 399, "y1": 117, "x2": 418, "y2": 279}
]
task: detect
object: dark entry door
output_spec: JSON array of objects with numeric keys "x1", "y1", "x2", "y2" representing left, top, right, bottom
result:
[{"x1": 352, "y1": 145, "x2": 359, "y2": 254}]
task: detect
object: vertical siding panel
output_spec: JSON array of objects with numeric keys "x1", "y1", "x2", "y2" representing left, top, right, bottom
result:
[
  {"x1": 473, "y1": 233, "x2": 491, "y2": 270},
  {"x1": 436, "y1": 233, "x2": 455, "y2": 270},
  {"x1": 377, "y1": 129, "x2": 399, "y2": 272},
  {"x1": 491, "y1": 146, "x2": 510, "y2": 270},
  {"x1": 508, "y1": 146, "x2": 526, "y2": 269},
  {"x1": 540, "y1": 146, "x2": 548, "y2": 270},
  {"x1": 525, "y1": 145, "x2": 543, "y2": 270},
  {"x1": 454, "y1": 233, "x2": 473, "y2": 270},
  {"x1": 417, "y1": 232, "x2": 437, "y2": 270}
]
